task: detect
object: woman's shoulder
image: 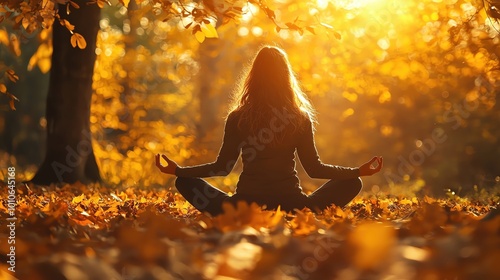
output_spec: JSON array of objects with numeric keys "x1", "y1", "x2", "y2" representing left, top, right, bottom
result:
[
  {"x1": 226, "y1": 109, "x2": 242, "y2": 122},
  {"x1": 225, "y1": 110, "x2": 244, "y2": 130}
]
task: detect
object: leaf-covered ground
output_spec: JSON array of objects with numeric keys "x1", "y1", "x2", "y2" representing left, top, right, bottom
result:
[{"x1": 0, "y1": 183, "x2": 499, "y2": 280}]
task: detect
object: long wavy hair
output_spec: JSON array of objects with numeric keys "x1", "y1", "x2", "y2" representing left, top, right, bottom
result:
[{"x1": 230, "y1": 46, "x2": 316, "y2": 139}]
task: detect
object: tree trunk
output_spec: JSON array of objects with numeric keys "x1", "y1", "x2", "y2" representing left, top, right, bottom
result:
[
  {"x1": 31, "y1": 1, "x2": 101, "y2": 185},
  {"x1": 197, "y1": 37, "x2": 229, "y2": 140}
]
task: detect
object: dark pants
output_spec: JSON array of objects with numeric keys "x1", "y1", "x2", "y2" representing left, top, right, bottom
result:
[{"x1": 175, "y1": 177, "x2": 363, "y2": 216}]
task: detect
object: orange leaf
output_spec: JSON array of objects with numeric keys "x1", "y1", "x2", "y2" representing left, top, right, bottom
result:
[
  {"x1": 70, "y1": 33, "x2": 86, "y2": 49},
  {"x1": 70, "y1": 0, "x2": 80, "y2": 8},
  {"x1": 9, "y1": 98, "x2": 16, "y2": 111},
  {"x1": 6, "y1": 69, "x2": 19, "y2": 82},
  {"x1": 96, "y1": 0, "x2": 110, "y2": 8},
  {"x1": 333, "y1": 31, "x2": 342, "y2": 40},
  {"x1": 70, "y1": 217, "x2": 94, "y2": 226},
  {"x1": 63, "y1": 19, "x2": 75, "y2": 31}
]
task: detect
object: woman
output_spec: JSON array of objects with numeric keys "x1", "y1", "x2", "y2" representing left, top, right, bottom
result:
[{"x1": 156, "y1": 46, "x2": 383, "y2": 216}]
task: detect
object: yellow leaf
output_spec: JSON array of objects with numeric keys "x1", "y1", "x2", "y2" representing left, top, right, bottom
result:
[
  {"x1": 72, "y1": 194, "x2": 85, "y2": 204},
  {"x1": 28, "y1": 43, "x2": 52, "y2": 72},
  {"x1": 342, "y1": 91, "x2": 358, "y2": 102},
  {"x1": 340, "y1": 108, "x2": 354, "y2": 120},
  {"x1": 194, "y1": 31, "x2": 205, "y2": 43},
  {"x1": 120, "y1": 0, "x2": 130, "y2": 7},
  {"x1": 38, "y1": 58, "x2": 51, "y2": 73},
  {"x1": 0, "y1": 29, "x2": 9, "y2": 46},
  {"x1": 71, "y1": 33, "x2": 86, "y2": 49},
  {"x1": 200, "y1": 22, "x2": 218, "y2": 38},
  {"x1": 28, "y1": 53, "x2": 38, "y2": 71},
  {"x1": 9, "y1": 34, "x2": 21, "y2": 56}
]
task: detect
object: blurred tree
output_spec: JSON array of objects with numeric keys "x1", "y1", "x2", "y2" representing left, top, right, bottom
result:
[{"x1": 196, "y1": 37, "x2": 224, "y2": 139}]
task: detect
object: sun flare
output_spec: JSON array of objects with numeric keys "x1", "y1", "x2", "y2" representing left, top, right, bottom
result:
[{"x1": 333, "y1": 0, "x2": 386, "y2": 10}]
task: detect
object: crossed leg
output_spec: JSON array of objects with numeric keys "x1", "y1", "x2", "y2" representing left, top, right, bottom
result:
[{"x1": 175, "y1": 177, "x2": 363, "y2": 216}]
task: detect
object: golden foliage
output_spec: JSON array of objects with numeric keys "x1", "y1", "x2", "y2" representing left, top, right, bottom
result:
[
  {"x1": 0, "y1": 182, "x2": 498, "y2": 279},
  {"x1": 89, "y1": 23, "x2": 199, "y2": 187}
]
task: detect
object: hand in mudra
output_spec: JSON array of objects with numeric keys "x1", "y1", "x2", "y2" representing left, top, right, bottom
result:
[
  {"x1": 155, "y1": 154, "x2": 178, "y2": 175},
  {"x1": 359, "y1": 156, "x2": 383, "y2": 176}
]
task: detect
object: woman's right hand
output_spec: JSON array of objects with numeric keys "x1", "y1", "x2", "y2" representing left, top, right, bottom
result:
[
  {"x1": 155, "y1": 154, "x2": 178, "y2": 175},
  {"x1": 359, "y1": 156, "x2": 383, "y2": 176}
]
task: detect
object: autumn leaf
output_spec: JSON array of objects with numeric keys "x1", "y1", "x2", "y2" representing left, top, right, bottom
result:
[
  {"x1": 9, "y1": 34, "x2": 21, "y2": 56},
  {"x1": 194, "y1": 31, "x2": 205, "y2": 43},
  {"x1": 6, "y1": 69, "x2": 19, "y2": 82},
  {"x1": 70, "y1": 216, "x2": 95, "y2": 226},
  {"x1": 306, "y1": 26, "x2": 315, "y2": 35},
  {"x1": 62, "y1": 19, "x2": 75, "y2": 32},
  {"x1": 0, "y1": 29, "x2": 9, "y2": 46},
  {"x1": 70, "y1": 33, "x2": 87, "y2": 49},
  {"x1": 0, "y1": 83, "x2": 6, "y2": 93},
  {"x1": 69, "y1": 0, "x2": 80, "y2": 9},
  {"x1": 28, "y1": 42, "x2": 53, "y2": 73},
  {"x1": 200, "y1": 22, "x2": 218, "y2": 39},
  {"x1": 96, "y1": 0, "x2": 111, "y2": 8},
  {"x1": 119, "y1": 0, "x2": 130, "y2": 7},
  {"x1": 72, "y1": 194, "x2": 85, "y2": 204},
  {"x1": 9, "y1": 98, "x2": 16, "y2": 110},
  {"x1": 333, "y1": 31, "x2": 341, "y2": 40},
  {"x1": 38, "y1": 58, "x2": 51, "y2": 73}
]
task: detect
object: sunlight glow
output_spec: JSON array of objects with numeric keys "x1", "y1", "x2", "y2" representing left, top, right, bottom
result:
[
  {"x1": 335, "y1": 0, "x2": 386, "y2": 10},
  {"x1": 241, "y1": 3, "x2": 258, "y2": 23},
  {"x1": 316, "y1": 0, "x2": 329, "y2": 10}
]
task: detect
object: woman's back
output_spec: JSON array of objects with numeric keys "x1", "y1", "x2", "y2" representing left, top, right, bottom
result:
[{"x1": 228, "y1": 109, "x2": 306, "y2": 196}]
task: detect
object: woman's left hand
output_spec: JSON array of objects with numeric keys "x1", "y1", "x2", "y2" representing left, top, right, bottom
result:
[
  {"x1": 359, "y1": 156, "x2": 383, "y2": 176},
  {"x1": 155, "y1": 154, "x2": 178, "y2": 175}
]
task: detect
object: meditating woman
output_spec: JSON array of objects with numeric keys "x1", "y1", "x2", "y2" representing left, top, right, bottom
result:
[{"x1": 156, "y1": 46, "x2": 383, "y2": 216}]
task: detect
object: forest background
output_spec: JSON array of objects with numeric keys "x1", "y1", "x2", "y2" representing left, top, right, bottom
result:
[{"x1": 1, "y1": 0, "x2": 499, "y2": 197}]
